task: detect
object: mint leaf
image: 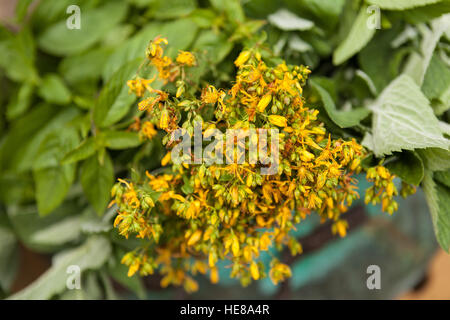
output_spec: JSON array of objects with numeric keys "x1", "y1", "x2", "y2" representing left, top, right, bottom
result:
[
  {"x1": 369, "y1": 75, "x2": 449, "y2": 156},
  {"x1": 333, "y1": 6, "x2": 376, "y2": 65}
]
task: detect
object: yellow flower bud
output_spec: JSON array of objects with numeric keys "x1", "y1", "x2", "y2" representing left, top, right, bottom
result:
[
  {"x1": 234, "y1": 50, "x2": 251, "y2": 67},
  {"x1": 257, "y1": 94, "x2": 272, "y2": 112},
  {"x1": 268, "y1": 115, "x2": 287, "y2": 127}
]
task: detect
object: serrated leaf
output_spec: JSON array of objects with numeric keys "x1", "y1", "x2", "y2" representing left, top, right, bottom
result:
[
  {"x1": 385, "y1": 151, "x2": 424, "y2": 185},
  {"x1": 333, "y1": 5, "x2": 376, "y2": 65},
  {"x1": 369, "y1": 75, "x2": 449, "y2": 156},
  {"x1": 9, "y1": 236, "x2": 111, "y2": 300},
  {"x1": 417, "y1": 148, "x2": 450, "y2": 171},
  {"x1": 81, "y1": 153, "x2": 114, "y2": 215},
  {"x1": 33, "y1": 163, "x2": 76, "y2": 216},
  {"x1": 38, "y1": 2, "x2": 128, "y2": 56},
  {"x1": 268, "y1": 9, "x2": 314, "y2": 31},
  {"x1": 366, "y1": 0, "x2": 442, "y2": 10},
  {"x1": 435, "y1": 169, "x2": 450, "y2": 188},
  {"x1": 310, "y1": 78, "x2": 370, "y2": 128},
  {"x1": 422, "y1": 171, "x2": 450, "y2": 252}
]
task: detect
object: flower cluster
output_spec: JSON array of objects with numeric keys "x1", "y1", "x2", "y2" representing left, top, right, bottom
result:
[{"x1": 112, "y1": 37, "x2": 414, "y2": 291}]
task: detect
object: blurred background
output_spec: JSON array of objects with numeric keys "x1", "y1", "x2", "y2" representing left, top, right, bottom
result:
[{"x1": 0, "y1": 0, "x2": 449, "y2": 299}]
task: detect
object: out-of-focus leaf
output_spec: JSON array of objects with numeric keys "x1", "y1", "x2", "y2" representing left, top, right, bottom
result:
[
  {"x1": 386, "y1": 151, "x2": 424, "y2": 185},
  {"x1": 192, "y1": 30, "x2": 234, "y2": 64},
  {"x1": 268, "y1": 9, "x2": 314, "y2": 31},
  {"x1": 34, "y1": 127, "x2": 80, "y2": 170},
  {"x1": 81, "y1": 153, "x2": 114, "y2": 215},
  {"x1": 422, "y1": 171, "x2": 450, "y2": 252},
  {"x1": 104, "y1": 131, "x2": 142, "y2": 150},
  {"x1": 37, "y1": 74, "x2": 71, "y2": 105},
  {"x1": 310, "y1": 78, "x2": 370, "y2": 128},
  {"x1": 368, "y1": 75, "x2": 449, "y2": 156},
  {"x1": 7, "y1": 201, "x2": 81, "y2": 252},
  {"x1": 0, "y1": 28, "x2": 38, "y2": 83},
  {"x1": 422, "y1": 53, "x2": 450, "y2": 109},
  {"x1": 210, "y1": 0, "x2": 245, "y2": 23},
  {"x1": 15, "y1": 0, "x2": 33, "y2": 22},
  {"x1": 94, "y1": 59, "x2": 141, "y2": 128},
  {"x1": 366, "y1": 0, "x2": 442, "y2": 10},
  {"x1": 102, "y1": 19, "x2": 198, "y2": 81},
  {"x1": 333, "y1": 5, "x2": 376, "y2": 65},
  {"x1": 38, "y1": 2, "x2": 128, "y2": 56},
  {"x1": 404, "y1": 14, "x2": 449, "y2": 85},
  {"x1": 0, "y1": 105, "x2": 79, "y2": 173},
  {"x1": 417, "y1": 148, "x2": 450, "y2": 171},
  {"x1": 33, "y1": 163, "x2": 76, "y2": 216},
  {"x1": 30, "y1": 215, "x2": 82, "y2": 246},
  {"x1": 6, "y1": 82, "x2": 34, "y2": 120},
  {"x1": 61, "y1": 137, "x2": 97, "y2": 165},
  {"x1": 9, "y1": 236, "x2": 111, "y2": 300},
  {"x1": 60, "y1": 48, "x2": 113, "y2": 84},
  {"x1": 0, "y1": 226, "x2": 19, "y2": 292},
  {"x1": 151, "y1": 0, "x2": 196, "y2": 19},
  {"x1": 435, "y1": 169, "x2": 450, "y2": 188}
]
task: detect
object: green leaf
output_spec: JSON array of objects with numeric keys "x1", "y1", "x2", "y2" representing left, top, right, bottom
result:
[
  {"x1": 0, "y1": 28, "x2": 38, "y2": 82},
  {"x1": 38, "y1": 2, "x2": 128, "y2": 56},
  {"x1": 417, "y1": 148, "x2": 450, "y2": 171},
  {"x1": 61, "y1": 137, "x2": 97, "y2": 165},
  {"x1": 151, "y1": 0, "x2": 197, "y2": 19},
  {"x1": 37, "y1": 74, "x2": 71, "y2": 105},
  {"x1": 33, "y1": 163, "x2": 76, "y2": 216},
  {"x1": 0, "y1": 226, "x2": 19, "y2": 292},
  {"x1": 385, "y1": 151, "x2": 424, "y2": 185},
  {"x1": 9, "y1": 236, "x2": 111, "y2": 300},
  {"x1": 310, "y1": 78, "x2": 370, "y2": 128},
  {"x1": 6, "y1": 201, "x2": 81, "y2": 252},
  {"x1": 435, "y1": 169, "x2": 450, "y2": 188},
  {"x1": 0, "y1": 105, "x2": 79, "y2": 173},
  {"x1": 368, "y1": 75, "x2": 449, "y2": 156},
  {"x1": 34, "y1": 127, "x2": 80, "y2": 170},
  {"x1": 104, "y1": 131, "x2": 142, "y2": 150},
  {"x1": 366, "y1": 0, "x2": 442, "y2": 10},
  {"x1": 333, "y1": 5, "x2": 376, "y2": 65},
  {"x1": 94, "y1": 59, "x2": 141, "y2": 128},
  {"x1": 30, "y1": 215, "x2": 83, "y2": 246},
  {"x1": 210, "y1": 0, "x2": 245, "y2": 23},
  {"x1": 102, "y1": 19, "x2": 198, "y2": 81},
  {"x1": 422, "y1": 53, "x2": 450, "y2": 108},
  {"x1": 81, "y1": 153, "x2": 114, "y2": 215},
  {"x1": 192, "y1": 30, "x2": 234, "y2": 64},
  {"x1": 60, "y1": 47, "x2": 112, "y2": 84},
  {"x1": 267, "y1": 9, "x2": 314, "y2": 31},
  {"x1": 403, "y1": 15, "x2": 448, "y2": 85},
  {"x1": 422, "y1": 171, "x2": 450, "y2": 252},
  {"x1": 6, "y1": 82, "x2": 34, "y2": 120}
]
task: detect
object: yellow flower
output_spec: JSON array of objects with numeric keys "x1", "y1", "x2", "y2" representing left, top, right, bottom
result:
[
  {"x1": 141, "y1": 121, "x2": 157, "y2": 140},
  {"x1": 250, "y1": 261, "x2": 260, "y2": 280},
  {"x1": 257, "y1": 94, "x2": 272, "y2": 112},
  {"x1": 176, "y1": 51, "x2": 196, "y2": 66},
  {"x1": 332, "y1": 220, "x2": 349, "y2": 238},
  {"x1": 187, "y1": 229, "x2": 202, "y2": 246},
  {"x1": 161, "y1": 151, "x2": 171, "y2": 166},
  {"x1": 268, "y1": 115, "x2": 287, "y2": 127},
  {"x1": 160, "y1": 109, "x2": 170, "y2": 129},
  {"x1": 234, "y1": 50, "x2": 251, "y2": 67}
]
